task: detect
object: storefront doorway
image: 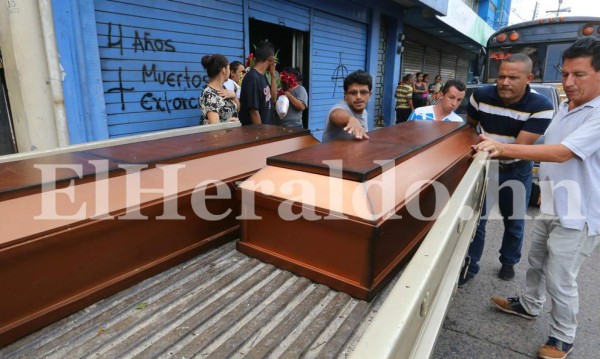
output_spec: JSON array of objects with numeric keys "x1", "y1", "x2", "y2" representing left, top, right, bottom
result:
[{"x1": 249, "y1": 19, "x2": 310, "y2": 128}]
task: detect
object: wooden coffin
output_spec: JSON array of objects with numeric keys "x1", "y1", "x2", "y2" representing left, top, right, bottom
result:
[
  {"x1": 0, "y1": 125, "x2": 318, "y2": 346},
  {"x1": 237, "y1": 122, "x2": 479, "y2": 301}
]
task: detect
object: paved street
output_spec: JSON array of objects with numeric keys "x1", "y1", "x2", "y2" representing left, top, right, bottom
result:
[{"x1": 433, "y1": 207, "x2": 600, "y2": 358}]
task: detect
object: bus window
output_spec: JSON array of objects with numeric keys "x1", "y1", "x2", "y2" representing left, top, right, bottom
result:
[
  {"x1": 484, "y1": 17, "x2": 600, "y2": 85},
  {"x1": 543, "y1": 43, "x2": 571, "y2": 83},
  {"x1": 487, "y1": 45, "x2": 545, "y2": 83}
]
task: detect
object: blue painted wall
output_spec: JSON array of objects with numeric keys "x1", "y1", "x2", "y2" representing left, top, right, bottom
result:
[
  {"x1": 497, "y1": 0, "x2": 511, "y2": 29},
  {"x1": 382, "y1": 16, "x2": 402, "y2": 127},
  {"x1": 308, "y1": 10, "x2": 368, "y2": 139},
  {"x1": 54, "y1": 0, "x2": 408, "y2": 141},
  {"x1": 94, "y1": 0, "x2": 245, "y2": 137},
  {"x1": 52, "y1": 0, "x2": 108, "y2": 143},
  {"x1": 249, "y1": 0, "x2": 310, "y2": 31},
  {"x1": 478, "y1": 0, "x2": 511, "y2": 30}
]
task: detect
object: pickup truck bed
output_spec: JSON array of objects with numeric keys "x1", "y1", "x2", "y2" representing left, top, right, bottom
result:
[
  {"x1": 0, "y1": 125, "x2": 488, "y2": 359},
  {"x1": 1, "y1": 241, "x2": 400, "y2": 358}
]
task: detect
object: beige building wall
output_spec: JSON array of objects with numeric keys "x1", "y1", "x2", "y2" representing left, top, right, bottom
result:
[{"x1": 0, "y1": 1, "x2": 60, "y2": 152}]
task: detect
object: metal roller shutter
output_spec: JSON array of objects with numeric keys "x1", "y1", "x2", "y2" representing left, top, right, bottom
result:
[
  {"x1": 248, "y1": 0, "x2": 310, "y2": 31},
  {"x1": 440, "y1": 53, "x2": 458, "y2": 82},
  {"x1": 309, "y1": 10, "x2": 367, "y2": 133},
  {"x1": 95, "y1": 0, "x2": 245, "y2": 137},
  {"x1": 423, "y1": 47, "x2": 441, "y2": 80},
  {"x1": 401, "y1": 42, "x2": 424, "y2": 77},
  {"x1": 456, "y1": 57, "x2": 470, "y2": 83}
]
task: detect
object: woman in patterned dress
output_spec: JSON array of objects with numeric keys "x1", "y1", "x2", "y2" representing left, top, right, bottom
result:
[{"x1": 200, "y1": 54, "x2": 239, "y2": 124}]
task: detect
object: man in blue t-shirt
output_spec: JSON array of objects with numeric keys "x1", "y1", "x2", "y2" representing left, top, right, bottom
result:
[
  {"x1": 460, "y1": 53, "x2": 554, "y2": 286},
  {"x1": 239, "y1": 40, "x2": 278, "y2": 126}
]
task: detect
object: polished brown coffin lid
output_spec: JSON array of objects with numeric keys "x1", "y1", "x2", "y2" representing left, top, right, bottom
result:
[
  {"x1": 240, "y1": 124, "x2": 479, "y2": 224},
  {"x1": 0, "y1": 125, "x2": 316, "y2": 248},
  {"x1": 266, "y1": 121, "x2": 466, "y2": 182},
  {"x1": 0, "y1": 125, "x2": 308, "y2": 199}
]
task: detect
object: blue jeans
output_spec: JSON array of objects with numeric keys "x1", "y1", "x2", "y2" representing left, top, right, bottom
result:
[{"x1": 467, "y1": 160, "x2": 533, "y2": 276}]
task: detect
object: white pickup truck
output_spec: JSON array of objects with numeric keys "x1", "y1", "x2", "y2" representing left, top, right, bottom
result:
[{"x1": 0, "y1": 128, "x2": 488, "y2": 359}]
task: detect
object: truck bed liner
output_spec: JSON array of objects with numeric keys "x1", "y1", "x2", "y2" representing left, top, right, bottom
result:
[{"x1": 2, "y1": 241, "x2": 400, "y2": 358}]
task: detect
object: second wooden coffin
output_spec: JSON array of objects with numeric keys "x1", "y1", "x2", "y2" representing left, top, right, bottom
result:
[{"x1": 237, "y1": 122, "x2": 480, "y2": 301}]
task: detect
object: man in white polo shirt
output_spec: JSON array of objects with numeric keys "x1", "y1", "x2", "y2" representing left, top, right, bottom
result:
[{"x1": 473, "y1": 37, "x2": 600, "y2": 359}]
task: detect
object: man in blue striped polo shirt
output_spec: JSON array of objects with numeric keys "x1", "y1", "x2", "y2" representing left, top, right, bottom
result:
[{"x1": 460, "y1": 53, "x2": 554, "y2": 286}]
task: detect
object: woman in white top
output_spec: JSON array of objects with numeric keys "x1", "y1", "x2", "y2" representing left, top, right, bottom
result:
[{"x1": 223, "y1": 61, "x2": 245, "y2": 99}]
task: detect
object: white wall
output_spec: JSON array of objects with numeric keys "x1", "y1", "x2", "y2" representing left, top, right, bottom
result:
[{"x1": 0, "y1": 1, "x2": 59, "y2": 152}]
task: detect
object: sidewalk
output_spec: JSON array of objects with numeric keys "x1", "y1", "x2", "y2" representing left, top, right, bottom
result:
[{"x1": 433, "y1": 207, "x2": 600, "y2": 358}]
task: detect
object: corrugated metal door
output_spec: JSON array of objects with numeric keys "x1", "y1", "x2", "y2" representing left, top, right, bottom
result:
[
  {"x1": 402, "y1": 39, "x2": 473, "y2": 85},
  {"x1": 423, "y1": 47, "x2": 441, "y2": 79},
  {"x1": 440, "y1": 54, "x2": 458, "y2": 83},
  {"x1": 456, "y1": 57, "x2": 469, "y2": 83},
  {"x1": 94, "y1": 0, "x2": 245, "y2": 137},
  {"x1": 248, "y1": 0, "x2": 310, "y2": 31},
  {"x1": 309, "y1": 11, "x2": 367, "y2": 134},
  {"x1": 400, "y1": 42, "x2": 423, "y2": 77}
]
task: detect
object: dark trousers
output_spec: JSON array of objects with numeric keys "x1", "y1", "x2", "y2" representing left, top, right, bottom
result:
[
  {"x1": 395, "y1": 108, "x2": 412, "y2": 124},
  {"x1": 467, "y1": 160, "x2": 533, "y2": 276}
]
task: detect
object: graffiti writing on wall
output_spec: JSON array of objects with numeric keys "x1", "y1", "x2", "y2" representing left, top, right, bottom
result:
[
  {"x1": 105, "y1": 22, "x2": 204, "y2": 113},
  {"x1": 331, "y1": 52, "x2": 348, "y2": 98}
]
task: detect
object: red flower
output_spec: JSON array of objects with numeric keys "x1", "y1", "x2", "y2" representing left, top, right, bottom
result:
[
  {"x1": 279, "y1": 71, "x2": 298, "y2": 91},
  {"x1": 245, "y1": 53, "x2": 255, "y2": 68}
]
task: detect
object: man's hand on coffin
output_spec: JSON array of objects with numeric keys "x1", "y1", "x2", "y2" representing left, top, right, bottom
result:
[
  {"x1": 344, "y1": 116, "x2": 370, "y2": 140},
  {"x1": 472, "y1": 134, "x2": 504, "y2": 157}
]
